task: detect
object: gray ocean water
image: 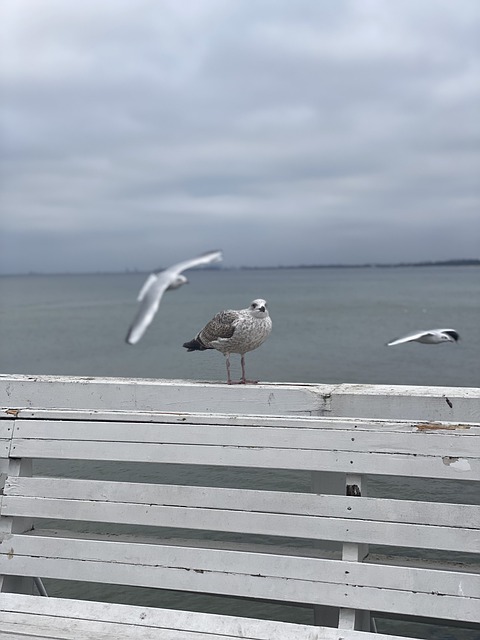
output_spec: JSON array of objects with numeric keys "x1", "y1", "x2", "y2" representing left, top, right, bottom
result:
[
  {"x1": 1, "y1": 266, "x2": 479, "y2": 639},
  {"x1": 1, "y1": 266, "x2": 479, "y2": 386}
]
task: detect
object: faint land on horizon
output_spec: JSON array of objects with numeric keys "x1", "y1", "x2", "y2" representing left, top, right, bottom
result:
[{"x1": 1, "y1": 258, "x2": 479, "y2": 277}]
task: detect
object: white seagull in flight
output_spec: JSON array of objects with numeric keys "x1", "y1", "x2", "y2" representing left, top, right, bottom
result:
[
  {"x1": 126, "y1": 249, "x2": 223, "y2": 345},
  {"x1": 386, "y1": 328, "x2": 460, "y2": 346}
]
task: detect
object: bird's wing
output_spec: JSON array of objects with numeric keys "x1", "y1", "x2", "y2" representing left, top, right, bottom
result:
[
  {"x1": 437, "y1": 328, "x2": 460, "y2": 341},
  {"x1": 386, "y1": 330, "x2": 432, "y2": 346},
  {"x1": 137, "y1": 273, "x2": 158, "y2": 301},
  {"x1": 164, "y1": 249, "x2": 223, "y2": 279},
  {"x1": 436, "y1": 328, "x2": 459, "y2": 335},
  {"x1": 126, "y1": 274, "x2": 172, "y2": 344},
  {"x1": 199, "y1": 310, "x2": 238, "y2": 343},
  {"x1": 127, "y1": 251, "x2": 222, "y2": 344}
]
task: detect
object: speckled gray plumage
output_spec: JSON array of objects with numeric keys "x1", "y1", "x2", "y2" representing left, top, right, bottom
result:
[{"x1": 198, "y1": 307, "x2": 271, "y2": 355}]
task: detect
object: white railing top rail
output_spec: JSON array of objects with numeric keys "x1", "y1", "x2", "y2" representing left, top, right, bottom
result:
[{"x1": 1, "y1": 374, "x2": 480, "y2": 421}]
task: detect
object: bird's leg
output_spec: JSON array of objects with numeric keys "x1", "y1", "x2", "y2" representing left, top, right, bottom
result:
[
  {"x1": 225, "y1": 353, "x2": 258, "y2": 385},
  {"x1": 225, "y1": 353, "x2": 233, "y2": 385},
  {"x1": 240, "y1": 354, "x2": 258, "y2": 385},
  {"x1": 240, "y1": 355, "x2": 247, "y2": 384}
]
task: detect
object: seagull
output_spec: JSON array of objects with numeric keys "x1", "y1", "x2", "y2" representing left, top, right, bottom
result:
[
  {"x1": 183, "y1": 299, "x2": 272, "y2": 384},
  {"x1": 125, "y1": 249, "x2": 223, "y2": 345},
  {"x1": 386, "y1": 328, "x2": 460, "y2": 346}
]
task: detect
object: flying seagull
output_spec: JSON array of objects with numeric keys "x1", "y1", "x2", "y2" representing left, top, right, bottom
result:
[
  {"x1": 386, "y1": 328, "x2": 460, "y2": 346},
  {"x1": 126, "y1": 249, "x2": 223, "y2": 345},
  {"x1": 183, "y1": 299, "x2": 272, "y2": 384}
]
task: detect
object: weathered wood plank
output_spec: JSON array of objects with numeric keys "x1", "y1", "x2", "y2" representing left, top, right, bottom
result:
[
  {"x1": 0, "y1": 442, "x2": 11, "y2": 458},
  {"x1": 5, "y1": 532, "x2": 478, "y2": 597},
  {"x1": 4, "y1": 551, "x2": 478, "y2": 624},
  {"x1": 0, "y1": 375, "x2": 328, "y2": 416},
  {"x1": 0, "y1": 614, "x2": 299, "y2": 640},
  {"x1": 5, "y1": 408, "x2": 480, "y2": 439},
  {"x1": 0, "y1": 419, "x2": 13, "y2": 440},
  {"x1": 10, "y1": 437, "x2": 479, "y2": 480},
  {"x1": 3, "y1": 495, "x2": 477, "y2": 553},
  {"x1": 6, "y1": 477, "x2": 478, "y2": 528},
  {"x1": 10, "y1": 411, "x2": 480, "y2": 432},
  {"x1": 12, "y1": 419, "x2": 480, "y2": 459},
  {"x1": 328, "y1": 383, "x2": 480, "y2": 421},
  {"x1": 1, "y1": 534, "x2": 478, "y2": 622},
  {"x1": 2, "y1": 478, "x2": 478, "y2": 552},
  {"x1": 2, "y1": 374, "x2": 480, "y2": 421},
  {"x1": 0, "y1": 593, "x2": 411, "y2": 640}
]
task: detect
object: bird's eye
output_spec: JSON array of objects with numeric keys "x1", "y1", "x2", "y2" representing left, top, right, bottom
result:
[{"x1": 252, "y1": 303, "x2": 257, "y2": 308}]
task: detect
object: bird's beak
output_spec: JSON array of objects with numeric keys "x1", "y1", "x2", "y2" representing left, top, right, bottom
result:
[{"x1": 259, "y1": 306, "x2": 265, "y2": 312}]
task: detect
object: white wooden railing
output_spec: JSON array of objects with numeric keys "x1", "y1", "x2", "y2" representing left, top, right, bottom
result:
[{"x1": 0, "y1": 374, "x2": 479, "y2": 640}]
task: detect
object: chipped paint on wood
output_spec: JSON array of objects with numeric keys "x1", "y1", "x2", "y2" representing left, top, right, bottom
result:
[
  {"x1": 442, "y1": 457, "x2": 472, "y2": 471},
  {"x1": 415, "y1": 422, "x2": 471, "y2": 431}
]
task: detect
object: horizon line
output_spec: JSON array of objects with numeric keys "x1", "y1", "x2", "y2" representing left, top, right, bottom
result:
[{"x1": 1, "y1": 258, "x2": 479, "y2": 277}]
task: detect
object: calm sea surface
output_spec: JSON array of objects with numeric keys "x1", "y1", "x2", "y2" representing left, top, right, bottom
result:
[
  {"x1": 1, "y1": 266, "x2": 479, "y2": 386},
  {"x1": 0, "y1": 267, "x2": 479, "y2": 639}
]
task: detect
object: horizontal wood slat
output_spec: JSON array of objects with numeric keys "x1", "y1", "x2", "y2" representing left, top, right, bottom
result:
[
  {"x1": 0, "y1": 593, "x2": 410, "y2": 640},
  {"x1": 5, "y1": 476, "x2": 477, "y2": 527},
  {"x1": 10, "y1": 437, "x2": 479, "y2": 480},
  {"x1": 13, "y1": 418, "x2": 480, "y2": 456},
  {"x1": 1, "y1": 533, "x2": 478, "y2": 623},
  {"x1": 10, "y1": 416, "x2": 479, "y2": 481},
  {"x1": 12, "y1": 410, "x2": 480, "y2": 430},
  {"x1": 2, "y1": 477, "x2": 479, "y2": 553}
]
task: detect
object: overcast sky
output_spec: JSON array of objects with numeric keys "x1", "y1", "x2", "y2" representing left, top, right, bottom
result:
[{"x1": 1, "y1": 0, "x2": 479, "y2": 273}]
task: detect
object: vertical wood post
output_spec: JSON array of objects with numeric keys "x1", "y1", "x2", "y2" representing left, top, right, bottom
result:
[{"x1": 338, "y1": 473, "x2": 370, "y2": 632}]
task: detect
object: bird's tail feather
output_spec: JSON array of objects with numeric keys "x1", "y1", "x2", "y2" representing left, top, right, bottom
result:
[{"x1": 183, "y1": 337, "x2": 208, "y2": 351}]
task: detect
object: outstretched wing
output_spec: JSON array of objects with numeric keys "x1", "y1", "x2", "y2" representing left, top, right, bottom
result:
[
  {"x1": 386, "y1": 330, "x2": 432, "y2": 346},
  {"x1": 126, "y1": 274, "x2": 171, "y2": 344},
  {"x1": 163, "y1": 249, "x2": 223, "y2": 280},
  {"x1": 137, "y1": 273, "x2": 158, "y2": 301},
  {"x1": 126, "y1": 250, "x2": 223, "y2": 345}
]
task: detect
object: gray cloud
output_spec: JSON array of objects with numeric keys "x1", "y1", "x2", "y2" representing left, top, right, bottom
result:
[{"x1": 1, "y1": 0, "x2": 479, "y2": 273}]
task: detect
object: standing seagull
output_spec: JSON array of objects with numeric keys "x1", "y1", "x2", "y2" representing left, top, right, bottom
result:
[
  {"x1": 183, "y1": 299, "x2": 272, "y2": 384},
  {"x1": 386, "y1": 328, "x2": 460, "y2": 346},
  {"x1": 126, "y1": 250, "x2": 223, "y2": 345}
]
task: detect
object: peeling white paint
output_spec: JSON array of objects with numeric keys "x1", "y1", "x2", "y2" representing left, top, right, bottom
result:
[
  {"x1": 442, "y1": 456, "x2": 471, "y2": 471},
  {"x1": 450, "y1": 459, "x2": 471, "y2": 471}
]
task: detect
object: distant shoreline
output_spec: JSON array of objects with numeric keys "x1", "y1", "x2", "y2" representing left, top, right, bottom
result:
[
  {"x1": 1, "y1": 258, "x2": 479, "y2": 277},
  {"x1": 240, "y1": 259, "x2": 480, "y2": 270},
  {"x1": 3, "y1": 259, "x2": 480, "y2": 276}
]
